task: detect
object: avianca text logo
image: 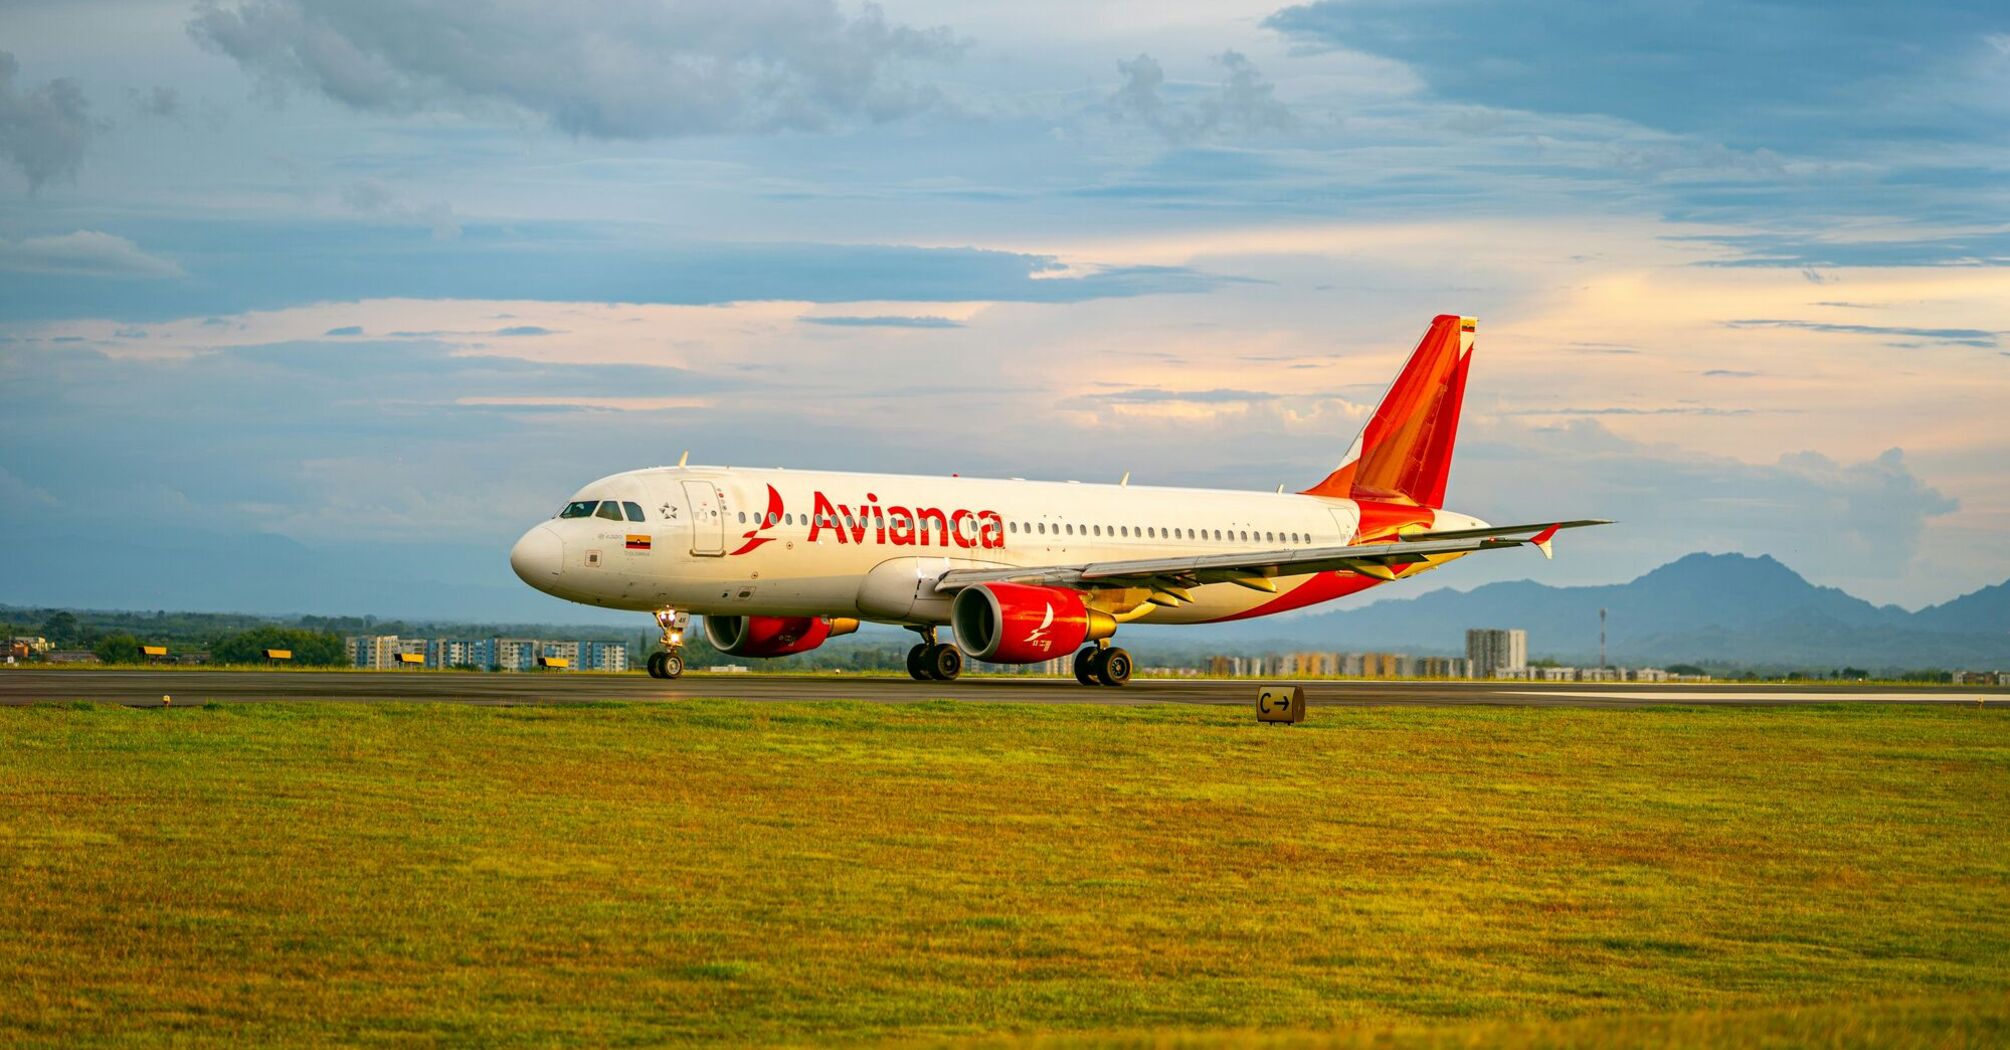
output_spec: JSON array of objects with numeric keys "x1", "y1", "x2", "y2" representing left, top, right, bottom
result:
[{"x1": 728, "y1": 487, "x2": 1009, "y2": 555}]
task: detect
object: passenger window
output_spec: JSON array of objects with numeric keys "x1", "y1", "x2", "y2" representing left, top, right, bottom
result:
[
  {"x1": 596, "y1": 501, "x2": 623, "y2": 521},
  {"x1": 1066, "y1": 524, "x2": 1074, "y2": 535},
  {"x1": 560, "y1": 500, "x2": 597, "y2": 519},
  {"x1": 623, "y1": 501, "x2": 645, "y2": 522}
]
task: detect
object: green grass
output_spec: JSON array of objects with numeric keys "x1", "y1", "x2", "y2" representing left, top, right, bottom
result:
[{"x1": 1, "y1": 702, "x2": 2005, "y2": 1047}]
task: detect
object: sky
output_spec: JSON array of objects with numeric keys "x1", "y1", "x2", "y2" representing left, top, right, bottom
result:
[{"x1": 2, "y1": 0, "x2": 2007, "y2": 623}]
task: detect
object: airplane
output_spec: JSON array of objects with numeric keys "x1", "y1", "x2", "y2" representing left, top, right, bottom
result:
[{"x1": 510, "y1": 314, "x2": 1606, "y2": 685}]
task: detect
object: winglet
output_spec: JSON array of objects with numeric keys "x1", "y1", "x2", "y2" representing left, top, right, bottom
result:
[{"x1": 1529, "y1": 523, "x2": 1561, "y2": 560}]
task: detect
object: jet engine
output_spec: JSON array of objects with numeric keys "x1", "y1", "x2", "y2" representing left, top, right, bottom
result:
[
  {"x1": 952, "y1": 582, "x2": 1116, "y2": 664},
  {"x1": 704, "y1": 615, "x2": 859, "y2": 658}
]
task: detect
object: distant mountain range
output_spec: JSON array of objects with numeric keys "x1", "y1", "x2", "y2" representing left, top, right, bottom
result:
[
  {"x1": 1128, "y1": 552, "x2": 2010, "y2": 671},
  {"x1": 7, "y1": 529, "x2": 2006, "y2": 671}
]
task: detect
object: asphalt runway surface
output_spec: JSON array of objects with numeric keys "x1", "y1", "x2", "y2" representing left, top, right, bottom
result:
[{"x1": 3, "y1": 669, "x2": 2005, "y2": 708}]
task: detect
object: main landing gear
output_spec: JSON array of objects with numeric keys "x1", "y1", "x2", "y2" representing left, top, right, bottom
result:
[
  {"x1": 1073, "y1": 643, "x2": 1132, "y2": 687},
  {"x1": 904, "y1": 626, "x2": 963, "y2": 682},
  {"x1": 646, "y1": 608, "x2": 688, "y2": 679}
]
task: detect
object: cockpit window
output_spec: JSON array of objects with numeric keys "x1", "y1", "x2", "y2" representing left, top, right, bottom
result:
[
  {"x1": 560, "y1": 500, "x2": 599, "y2": 519},
  {"x1": 595, "y1": 501, "x2": 624, "y2": 521},
  {"x1": 622, "y1": 501, "x2": 645, "y2": 522}
]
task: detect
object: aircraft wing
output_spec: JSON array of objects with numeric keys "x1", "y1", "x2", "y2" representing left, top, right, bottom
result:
[{"x1": 933, "y1": 520, "x2": 1611, "y2": 595}]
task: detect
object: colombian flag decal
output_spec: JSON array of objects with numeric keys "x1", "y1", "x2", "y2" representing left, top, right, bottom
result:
[{"x1": 625, "y1": 534, "x2": 651, "y2": 551}]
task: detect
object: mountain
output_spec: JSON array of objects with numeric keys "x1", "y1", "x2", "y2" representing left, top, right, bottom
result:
[{"x1": 1127, "y1": 552, "x2": 2010, "y2": 670}]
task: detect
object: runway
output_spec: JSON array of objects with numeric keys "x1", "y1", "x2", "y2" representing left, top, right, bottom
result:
[{"x1": 2, "y1": 669, "x2": 2003, "y2": 708}]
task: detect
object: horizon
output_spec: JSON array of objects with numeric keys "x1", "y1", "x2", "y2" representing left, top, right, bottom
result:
[{"x1": 5, "y1": 1, "x2": 2008, "y2": 621}]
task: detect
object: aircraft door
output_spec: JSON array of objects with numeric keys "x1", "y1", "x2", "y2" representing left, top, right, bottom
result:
[{"x1": 682, "y1": 480, "x2": 725, "y2": 556}]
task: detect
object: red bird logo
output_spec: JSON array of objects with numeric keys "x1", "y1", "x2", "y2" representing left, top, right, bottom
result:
[{"x1": 727, "y1": 484, "x2": 784, "y2": 556}]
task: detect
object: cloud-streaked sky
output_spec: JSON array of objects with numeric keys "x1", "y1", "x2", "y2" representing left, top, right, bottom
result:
[{"x1": 3, "y1": 0, "x2": 2007, "y2": 620}]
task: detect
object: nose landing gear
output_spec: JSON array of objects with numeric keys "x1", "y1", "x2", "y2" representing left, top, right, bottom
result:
[
  {"x1": 647, "y1": 608, "x2": 689, "y2": 679},
  {"x1": 904, "y1": 625, "x2": 964, "y2": 682}
]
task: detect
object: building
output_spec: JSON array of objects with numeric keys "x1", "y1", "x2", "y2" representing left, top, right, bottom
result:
[
  {"x1": 1628, "y1": 667, "x2": 1669, "y2": 683},
  {"x1": 429, "y1": 638, "x2": 499, "y2": 670},
  {"x1": 1354, "y1": 652, "x2": 1402, "y2": 678},
  {"x1": 345, "y1": 635, "x2": 415, "y2": 670},
  {"x1": 1466, "y1": 628, "x2": 1528, "y2": 679},
  {"x1": 495, "y1": 638, "x2": 541, "y2": 671},
  {"x1": 578, "y1": 641, "x2": 628, "y2": 672},
  {"x1": 1953, "y1": 670, "x2": 2002, "y2": 686},
  {"x1": 1577, "y1": 666, "x2": 1621, "y2": 682},
  {"x1": 1283, "y1": 652, "x2": 1340, "y2": 677},
  {"x1": 1412, "y1": 656, "x2": 1468, "y2": 678}
]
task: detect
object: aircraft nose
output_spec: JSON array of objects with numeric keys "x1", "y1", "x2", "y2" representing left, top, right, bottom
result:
[{"x1": 510, "y1": 525, "x2": 564, "y2": 589}]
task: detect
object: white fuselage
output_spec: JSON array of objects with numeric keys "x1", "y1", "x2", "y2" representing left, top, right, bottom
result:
[{"x1": 511, "y1": 465, "x2": 1486, "y2": 627}]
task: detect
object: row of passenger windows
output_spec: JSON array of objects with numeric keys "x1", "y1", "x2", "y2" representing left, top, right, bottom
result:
[
  {"x1": 560, "y1": 500, "x2": 646, "y2": 522},
  {"x1": 734, "y1": 508, "x2": 1311, "y2": 545}
]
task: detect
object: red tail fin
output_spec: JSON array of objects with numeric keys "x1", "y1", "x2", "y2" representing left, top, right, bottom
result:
[{"x1": 1302, "y1": 314, "x2": 1475, "y2": 507}]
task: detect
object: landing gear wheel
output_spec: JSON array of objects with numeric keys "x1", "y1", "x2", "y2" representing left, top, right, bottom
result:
[
  {"x1": 906, "y1": 644, "x2": 932, "y2": 681},
  {"x1": 925, "y1": 643, "x2": 963, "y2": 681},
  {"x1": 1094, "y1": 647, "x2": 1132, "y2": 687},
  {"x1": 647, "y1": 651, "x2": 683, "y2": 679},
  {"x1": 1073, "y1": 647, "x2": 1098, "y2": 685}
]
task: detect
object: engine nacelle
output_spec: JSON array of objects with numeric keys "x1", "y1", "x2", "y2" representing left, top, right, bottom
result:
[
  {"x1": 704, "y1": 615, "x2": 859, "y2": 658},
  {"x1": 952, "y1": 583, "x2": 1116, "y2": 664}
]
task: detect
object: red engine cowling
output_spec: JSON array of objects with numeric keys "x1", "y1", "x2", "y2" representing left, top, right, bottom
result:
[
  {"x1": 952, "y1": 583, "x2": 1116, "y2": 664},
  {"x1": 704, "y1": 615, "x2": 859, "y2": 657}
]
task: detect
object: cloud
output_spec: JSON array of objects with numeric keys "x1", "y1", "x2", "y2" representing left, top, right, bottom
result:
[
  {"x1": 1095, "y1": 387, "x2": 1283, "y2": 404},
  {"x1": 324, "y1": 325, "x2": 361, "y2": 336},
  {"x1": 1262, "y1": 0, "x2": 2005, "y2": 152},
  {"x1": 1108, "y1": 50, "x2": 1296, "y2": 143},
  {"x1": 801, "y1": 315, "x2": 963, "y2": 328},
  {"x1": 340, "y1": 178, "x2": 459, "y2": 239},
  {"x1": 188, "y1": 0, "x2": 965, "y2": 138},
  {"x1": 1724, "y1": 318, "x2": 1999, "y2": 348},
  {"x1": 1683, "y1": 231, "x2": 2010, "y2": 269},
  {"x1": 0, "y1": 231, "x2": 184, "y2": 279},
  {"x1": 127, "y1": 85, "x2": 180, "y2": 119},
  {"x1": 0, "y1": 51, "x2": 92, "y2": 190},
  {"x1": 0, "y1": 220, "x2": 1225, "y2": 323},
  {"x1": 1454, "y1": 420, "x2": 1962, "y2": 594}
]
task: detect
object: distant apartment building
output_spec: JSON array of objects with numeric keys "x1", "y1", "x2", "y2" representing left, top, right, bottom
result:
[
  {"x1": 1466, "y1": 628, "x2": 1528, "y2": 678},
  {"x1": 429, "y1": 638, "x2": 498, "y2": 670},
  {"x1": 1283, "y1": 651, "x2": 1340, "y2": 677},
  {"x1": 347, "y1": 635, "x2": 624, "y2": 671},
  {"x1": 345, "y1": 634, "x2": 422, "y2": 670},
  {"x1": 579, "y1": 641, "x2": 628, "y2": 672},
  {"x1": 1354, "y1": 652, "x2": 1403, "y2": 678},
  {"x1": 1628, "y1": 667, "x2": 1670, "y2": 683},
  {"x1": 1412, "y1": 656, "x2": 1468, "y2": 678}
]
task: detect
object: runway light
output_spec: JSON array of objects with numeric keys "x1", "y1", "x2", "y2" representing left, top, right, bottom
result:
[{"x1": 162, "y1": 695, "x2": 171, "y2": 707}]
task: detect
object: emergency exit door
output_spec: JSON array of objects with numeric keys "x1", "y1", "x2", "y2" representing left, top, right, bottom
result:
[{"x1": 682, "y1": 480, "x2": 725, "y2": 556}]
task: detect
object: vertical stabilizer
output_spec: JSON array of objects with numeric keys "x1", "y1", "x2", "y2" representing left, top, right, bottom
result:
[{"x1": 1302, "y1": 314, "x2": 1474, "y2": 507}]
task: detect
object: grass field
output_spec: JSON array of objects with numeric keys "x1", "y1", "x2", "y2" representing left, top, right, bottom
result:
[{"x1": 2, "y1": 701, "x2": 2006, "y2": 1047}]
